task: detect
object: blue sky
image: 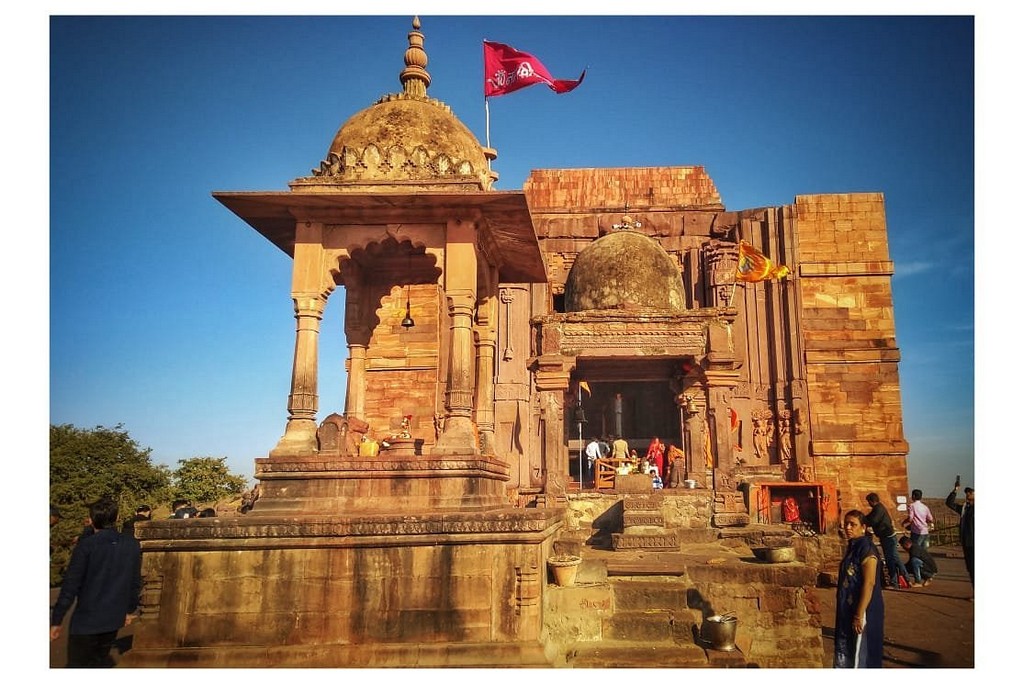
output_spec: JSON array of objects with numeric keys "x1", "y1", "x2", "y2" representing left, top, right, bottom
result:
[{"x1": 37, "y1": 9, "x2": 991, "y2": 502}]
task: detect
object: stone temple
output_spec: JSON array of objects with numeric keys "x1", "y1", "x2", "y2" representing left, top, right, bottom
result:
[{"x1": 127, "y1": 18, "x2": 909, "y2": 667}]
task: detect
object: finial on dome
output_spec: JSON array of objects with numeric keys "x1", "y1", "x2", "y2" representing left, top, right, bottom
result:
[
  {"x1": 613, "y1": 203, "x2": 642, "y2": 231},
  {"x1": 401, "y1": 16, "x2": 431, "y2": 97}
]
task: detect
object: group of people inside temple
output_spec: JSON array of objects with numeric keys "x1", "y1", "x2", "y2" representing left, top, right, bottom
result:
[{"x1": 585, "y1": 435, "x2": 685, "y2": 489}]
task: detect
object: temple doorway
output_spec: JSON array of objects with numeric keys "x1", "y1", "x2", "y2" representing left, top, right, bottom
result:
[{"x1": 572, "y1": 358, "x2": 683, "y2": 454}]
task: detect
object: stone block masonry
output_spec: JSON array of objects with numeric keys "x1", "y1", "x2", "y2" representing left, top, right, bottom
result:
[{"x1": 795, "y1": 193, "x2": 909, "y2": 509}]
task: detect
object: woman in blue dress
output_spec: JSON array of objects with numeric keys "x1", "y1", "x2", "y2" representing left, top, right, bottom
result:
[{"x1": 834, "y1": 510, "x2": 884, "y2": 667}]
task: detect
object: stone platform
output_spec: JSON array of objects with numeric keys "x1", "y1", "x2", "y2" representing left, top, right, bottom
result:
[
  {"x1": 125, "y1": 507, "x2": 563, "y2": 667},
  {"x1": 252, "y1": 453, "x2": 511, "y2": 515}
]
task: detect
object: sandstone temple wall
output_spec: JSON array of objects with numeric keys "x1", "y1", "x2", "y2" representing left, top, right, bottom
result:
[{"x1": 793, "y1": 193, "x2": 909, "y2": 509}]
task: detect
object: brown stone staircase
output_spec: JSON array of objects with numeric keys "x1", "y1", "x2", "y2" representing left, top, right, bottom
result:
[
  {"x1": 611, "y1": 495, "x2": 680, "y2": 552},
  {"x1": 545, "y1": 519, "x2": 828, "y2": 668},
  {"x1": 564, "y1": 576, "x2": 730, "y2": 668},
  {"x1": 544, "y1": 547, "x2": 750, "y2": 668}
]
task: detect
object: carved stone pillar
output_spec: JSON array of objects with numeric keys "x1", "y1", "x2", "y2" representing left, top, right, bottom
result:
[
  {"x1": 474, "y1": 323, "x2": 497, "y2": 456},
  {"x1": 535, "y1": 354, "x2": 570, "y2": 496},
  {"x1": 707, "y1": 387, "x2": 737, "y2": 462},
  {"x1": 683, "y1": 403, "x2": 709, "y2": 488},
  {"x1": 434, "y1": 291, "x2": 478, "y2": 454},
  {"x1": 343, "y1": 343, "x2": 367, "y2": 421},
  {"x1": 271, "y1": 293, "x2": 327, "y2": 456}
]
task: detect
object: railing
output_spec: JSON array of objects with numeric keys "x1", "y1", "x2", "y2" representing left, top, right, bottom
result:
[
  {"x1": 595, "y1": 458, "x2": 641, "y2": 491},
  {"x1": 927, "y1": 511, "x2": 962, "y2": 547}
]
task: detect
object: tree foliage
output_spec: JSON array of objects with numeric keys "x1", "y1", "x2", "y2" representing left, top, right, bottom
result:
[
  {"x1": 49, "y1": 423, "x2": 172, "y2": 585},
  {"x1": 171, "y1": 456, "x2": 247, "y2": 505}
]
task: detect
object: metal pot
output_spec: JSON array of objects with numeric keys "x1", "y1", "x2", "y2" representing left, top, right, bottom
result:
[
  {"x1": 765, "y1": 546, "x2": 796, "y2": 563},
  {"x1": 701, "y1": 614, "x2": 738, "y2": 651}
]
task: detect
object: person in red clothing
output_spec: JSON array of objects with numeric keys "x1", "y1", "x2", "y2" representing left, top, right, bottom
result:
[{"x1": 645, "y1": 437, "x2": 666, "y2": 478}]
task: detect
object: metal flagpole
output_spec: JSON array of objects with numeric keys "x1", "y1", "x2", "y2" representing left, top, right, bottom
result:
[
  {"x1": 578, "y1": 383, "x2": 584, "y2": 488},
  {"x1": 485, "y1": 98, "x2": 491, "y2": 152}
]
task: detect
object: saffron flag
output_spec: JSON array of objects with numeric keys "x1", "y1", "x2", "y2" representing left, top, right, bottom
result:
[
  {"x1": 579, "y1": 381, "x2": 591, "y2": 397},
  {"x1": 484, "y1": 41, "x2": 586, "y2": 98},
  {"x1": 736, "y1": 240, "x2": 790, "y2": 282}
]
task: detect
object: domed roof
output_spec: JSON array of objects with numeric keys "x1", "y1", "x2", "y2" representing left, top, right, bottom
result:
[
  {"x1": 303, "y1": 18, "x2": 492, "y2": 189},
  {"x1": 564, "y1": 228, "x2": 686, "y2": 313}
]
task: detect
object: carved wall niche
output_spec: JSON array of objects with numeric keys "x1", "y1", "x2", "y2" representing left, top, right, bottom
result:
[{"x1": 702, "y1": 240, "x2": 739, "y2": 308}]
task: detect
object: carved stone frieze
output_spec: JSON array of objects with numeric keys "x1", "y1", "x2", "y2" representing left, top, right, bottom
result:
[
  {"x1": 310, "y1": 143, "x2": 478, "y2": 182},
  {"x1": 703, "y1": 239, "x2": 739, "y2": 307},
  {"x1": 255, "y1": 455, "x2": 509, "y2": 477},
  {"x1": 136, "y1": 509, "x2": 564, "y2": 546}
]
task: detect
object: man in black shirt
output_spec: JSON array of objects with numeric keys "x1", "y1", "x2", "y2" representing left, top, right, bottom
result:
[
  {"x1": 946, "y1": 481, "x2": 974, "y2": 588},
  {"x1": 50, "y1": 498, "x2": 142, "y2": 667}
]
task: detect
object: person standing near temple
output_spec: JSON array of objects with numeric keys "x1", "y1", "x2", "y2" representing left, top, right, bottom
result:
[
  {"x1": 645, "y1": 437, "x2": 666, "y2": 479},
  {"x1": 584, "y1": 436, "x2": 602, "y2": 485},
  {"x1": 945, "y1": 478, "x2": 974, "y2": 590},
  {"x1": 864, "y1": 492, "x2": 911, "y2": 590},
  {"x1": 901, "y1": 489, "x2": 934, "y2": 549},
  {"x1": 611, "y1": 434, "x2": 629, "y2": 459},
  {"x1": 834, "y1": 510, "x2": 884, "y2": 668},
  {"x1": 50, "y1": 498, "x2": 142, "y2": 667}
]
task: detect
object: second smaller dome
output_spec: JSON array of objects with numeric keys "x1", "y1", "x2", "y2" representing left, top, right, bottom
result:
[{"x1": 564, "y1": 231, "x2": 686, "y2": 312}]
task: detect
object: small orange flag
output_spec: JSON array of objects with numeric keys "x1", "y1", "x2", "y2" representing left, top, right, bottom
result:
[
  {"x1": 736, "y1": 240, "x2": 790, "y2": 282},
  {"x1": 579, "y1": 381, "x2": 591, "y2": 397}
]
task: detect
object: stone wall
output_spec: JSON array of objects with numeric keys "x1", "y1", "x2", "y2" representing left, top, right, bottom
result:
[
  {"x1": 127, "y1": 510, "x2": 563, "y2": 667},
  {"x1": 794, "y1": 193, "x2": 909, "y2": 509},
  {"x1": 687, "y1": 561, "x2": 823, "y2": 667},
  {"x1": 364, "y1": 284, "x2": 440, "y2": 444}
]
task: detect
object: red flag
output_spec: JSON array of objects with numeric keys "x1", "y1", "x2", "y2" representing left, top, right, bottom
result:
[{"x1": 483, "y1": 41, "x2": 585, "y2": 98}]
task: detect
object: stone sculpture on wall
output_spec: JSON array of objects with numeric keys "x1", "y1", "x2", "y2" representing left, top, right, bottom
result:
[
  {"x1": 777, "y1": 409, "x2": 793, "y2": 466},
  {"x1": 703, "y1": 240, "x2": 740, "y2": 308},
  {"x1": 751, "y1": 408, "x2": 774, "y2": 460}
]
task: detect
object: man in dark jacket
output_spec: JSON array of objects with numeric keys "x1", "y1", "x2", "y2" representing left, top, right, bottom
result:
[
  {"x1": 50, "y1": 498, "x2": 142, "y2": 667},
  {"x1": 121, "y1": 504, "x2": 151, "y2": 536},
  {"x1": 899, "y1": 535, "x2": 938, "y2": 586},
  {"x1": 946, "y1": 481, "x2": 974, "y2": 588},
  {"x1": 864, "y1": 492, "x2": 912, "y2": 589}
]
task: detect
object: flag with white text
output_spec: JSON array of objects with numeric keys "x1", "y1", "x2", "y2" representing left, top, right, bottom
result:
[{"x1": 484, "y1": 41, "x2": 585, "y2": 97}]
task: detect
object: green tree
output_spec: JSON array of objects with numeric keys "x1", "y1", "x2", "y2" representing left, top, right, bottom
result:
[
  {"x1": 49, "y1": 423, "x2": 172, "y2": 585},
  {"x1": 171, "y1": 456, "x2": 247, "y2": 506}
]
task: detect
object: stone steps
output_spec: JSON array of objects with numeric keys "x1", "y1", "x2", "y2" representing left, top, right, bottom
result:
[
  {"x1": 565, "y1": 641, "x2": 713, "y2": 668},
  {"x1": 602, "y1": 608, "x2": 699, "y2": 642},
  {"x1": 614, "y1": 493, "x2": 681, "y2": 552},
  {"x1": 124, "y1": 641, "x2": 555, "y2": 668},
  {"x1": 611, "y1": 529, "x2": 680, "y2": 551}
]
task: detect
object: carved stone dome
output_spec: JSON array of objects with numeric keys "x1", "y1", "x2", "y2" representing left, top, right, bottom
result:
[
  {"x1": 323, "y1": 94, "x2": 490, "y2": 184},
  {"x1": 564, "y1": 230, "x2": 686, "y2": 312},
  {"x1": 304, "y1": 18, "x2": 492, "y2": 189}
]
